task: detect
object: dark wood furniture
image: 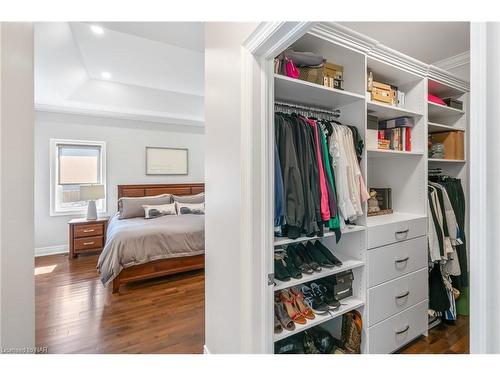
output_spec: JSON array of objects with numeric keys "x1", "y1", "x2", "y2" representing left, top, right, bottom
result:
[
  {"x1": 69, "y1": 217, "x2": 109, "y2": 258},
  {"x1": 111, "y1": 183, "x2": 205, "y2": 293}
]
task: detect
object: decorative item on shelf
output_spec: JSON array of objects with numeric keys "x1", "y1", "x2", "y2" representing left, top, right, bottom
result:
[
  {"x1": 429, "y1": 131, "x2": 464, "y2": 160},
  {"x1": 146, "y1": 147, "x2": 188, "y2": 175},
  {"x1": 367, "y1": 190, "x2": 380, "y2": 214},
  {"x1": 367, "y1": 71, "x2": 373, "y2": 92},
  {"x1": 443, "y1": 98, "x2": 463, "y2": 110},
  {"x1": 397, "y1": 90, "x2": 405, "y2": 107},
  {"x1": 80, "y1": 184, "x2": 105, "y2": 221},
  {"x1": 367, "y1": 188, "x2": 393, "y2": 217},
  {"x1": 390, "y1": 85, "x2": 398, "y2": 106}
]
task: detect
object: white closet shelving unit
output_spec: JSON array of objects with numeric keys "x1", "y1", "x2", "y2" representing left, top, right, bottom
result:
[{"x1": 269, "y1": 23, "x2": 469, "y2": 354}]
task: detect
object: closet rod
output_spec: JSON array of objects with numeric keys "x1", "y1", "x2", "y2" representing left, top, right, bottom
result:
[{"x1": 274, "y1": 101, "x2": 340, "y2": 117}]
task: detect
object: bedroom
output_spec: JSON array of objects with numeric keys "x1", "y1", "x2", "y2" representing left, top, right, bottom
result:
[{"x1": 34, "y1": 22, "x2": 206, "y2": 353}]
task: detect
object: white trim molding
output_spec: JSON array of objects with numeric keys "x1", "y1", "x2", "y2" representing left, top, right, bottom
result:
[
  {"x1": 35, "y1": 103, "x2": 204, "y2": 128},
  {"x1": 433, "y1": 51, "x2": 470, "y2": 71},
  {"x1": 35, "y1": 244, "x2": 68, "y2": 257}
]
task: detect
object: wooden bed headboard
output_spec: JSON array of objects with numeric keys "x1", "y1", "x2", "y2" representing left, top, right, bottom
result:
[{"x1": 117, "y1": 183, "x2": 204, "y2": 200}]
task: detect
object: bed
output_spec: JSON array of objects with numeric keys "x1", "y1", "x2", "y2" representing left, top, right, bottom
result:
[{"x1": 97, "y1": 183, "x2": 205, "y2": 293}]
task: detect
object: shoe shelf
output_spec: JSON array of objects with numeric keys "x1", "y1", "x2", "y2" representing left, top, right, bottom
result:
[
  {"x1": 274, "y1": 296, "x2": 365, "y2": 342},
  {"x1": 273, "y1": 224, "x2": 365, "y2": 247},
  {"x1": 274, "y1": 74, "x2": 365, "y2": 110},
  {"x1": 274, "y1": 253, "x2": 365, "y2": 292}
]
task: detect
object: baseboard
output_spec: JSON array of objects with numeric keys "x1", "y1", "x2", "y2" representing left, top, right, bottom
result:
[
  {"x1": 203, "y1": 344, "x2": 211, "y2": 354},
  {"x1": 35, "y1": 244, "x2": 69, "y2": 257}
]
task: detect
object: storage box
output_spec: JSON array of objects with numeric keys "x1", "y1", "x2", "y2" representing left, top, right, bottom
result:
[
  {"x1": 299, "y1": 66, "x2": 324, "y2": 85},
  {"x1": 443, "y1": 98, "x2": 463, "y2": 110},
  {"x1": 429, "y1": 131, "x2": 465, "y2": 160},
  {"x1": 331, "y1": 270, "x2": 354, "y2": 300},
  {"x1": 371, "y1": 81, "x2": 392, "y2": 104},
  {"x1": 323, "y1": 62, "x2": 344, "y2": 90}
]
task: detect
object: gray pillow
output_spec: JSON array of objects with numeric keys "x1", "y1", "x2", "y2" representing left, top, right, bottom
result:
[
  {"x1": 118, "y1": 194, "x2": 172, "y2": 219},
  {"x1": 172, "y1": 192, "x2": 205, "y2": 204}
]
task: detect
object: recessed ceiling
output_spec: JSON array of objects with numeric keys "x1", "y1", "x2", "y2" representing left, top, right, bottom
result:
[
  {"x1": 339, "y1": 22, "x2": 470, "y2": 64},
  {"x1": 35, "y1": 22, "x2": 205, "y2": 126}
]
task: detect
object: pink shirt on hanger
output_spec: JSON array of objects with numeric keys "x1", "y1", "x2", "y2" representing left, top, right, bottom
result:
[{"x1": 307, "y1": 118, "x2": 331, "y2": 221}]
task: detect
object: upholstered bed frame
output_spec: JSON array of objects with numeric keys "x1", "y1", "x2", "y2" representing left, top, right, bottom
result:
[{"x1": 112, "y1": 183, "x2": 205, "y2": 293}]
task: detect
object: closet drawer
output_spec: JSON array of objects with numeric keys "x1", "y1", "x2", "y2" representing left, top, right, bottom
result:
[
  {"x1": 367, "y1": 217, "x2": 426, "y2": 249},
  {"x1": 368, "y1": 236, "x2": 427, "y2": 287},
  {"x1": 368, "y1": 268, "x2": 428, "y2": 326},
  {"x1": 368, "y1": 299, "x2": 428, "y2": 354}
]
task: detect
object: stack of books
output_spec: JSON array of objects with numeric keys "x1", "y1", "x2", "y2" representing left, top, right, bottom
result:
[{"x1": 377, "y1": 116, "x2": 414, "y2": 152}]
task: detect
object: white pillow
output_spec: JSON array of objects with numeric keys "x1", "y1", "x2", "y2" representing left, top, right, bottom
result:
[
  {"x1": 175, "y1": 201, "x2": 205, "y2": 215},
  {"x1": 143, "y1": 203, "x2": 177, "y2": 219}
]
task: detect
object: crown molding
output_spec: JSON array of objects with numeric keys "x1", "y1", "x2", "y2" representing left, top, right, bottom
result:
[
  {"x1": 428, "y1": 64, "x2": 469, "y2": 92},
  {"x1": 433, "y1": 50, "x2": 470, "y2": 71},
  {"x1": 35, "y1": 103, "x2": 204, "y2": 127},
  {"x1": 243, "y1": 22, "x2": 315, "y2": 58}
]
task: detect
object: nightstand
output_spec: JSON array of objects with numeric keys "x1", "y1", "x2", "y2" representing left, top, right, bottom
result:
[{"x1": 68, "y1": 217, "x2": 109, "y2": 258}]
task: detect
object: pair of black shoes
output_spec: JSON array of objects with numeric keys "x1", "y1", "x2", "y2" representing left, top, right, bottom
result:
[
  {"x1": 274, "y1": 249, "x2": 303, "y2": 282},
  {"x1": 309, "y1": 240, "x2": 343, "y2": 268}
]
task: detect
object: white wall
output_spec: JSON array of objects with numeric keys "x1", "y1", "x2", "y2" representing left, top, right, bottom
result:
[
  {"x1": 204, "y1": 22, "x2": 257, "y2": 354},
  {"x1": 35, "y1": 111, "x2": 205, "y2": 254},
  {"x1": 0, "y1": 22, "x2": 35, "y2": 350}
]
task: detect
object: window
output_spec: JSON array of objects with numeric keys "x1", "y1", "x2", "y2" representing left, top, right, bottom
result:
[{"x1": 50, "y1": 139, "x2": 106, "y2": 216}]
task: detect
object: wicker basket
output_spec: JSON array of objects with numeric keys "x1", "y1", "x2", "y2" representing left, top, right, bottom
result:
[{"x1": 298, "y1": 66, "x2": 325, "y2": 85}]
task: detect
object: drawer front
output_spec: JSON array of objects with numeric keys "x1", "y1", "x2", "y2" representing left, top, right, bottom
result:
[
  {"x1": 74, "y1": 223, "x2": 104, "y2": 238},
  {"x1": 367, "y1": 217, "x2": 427, "y2": 249},
  {"x1": 368, "y1": 299, "x2": 428, "y2": 354},
  {"x1": 368, "y1": 236, "x2": 427, "y2": 287},
  {"x1": 74, "y1": 235, "x2": 103, "y2": 251},
  {"x1": 368, "y1": 268, "x2": 428, "y2": 326}
]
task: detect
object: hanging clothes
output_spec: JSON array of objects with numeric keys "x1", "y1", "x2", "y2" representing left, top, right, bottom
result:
[
  {"x1": 274, "y1": 110, "x2": 366, "y2": 241},
  {"x1": 274, "y1": 141, "x2": 285, "y2": 228},
  {"x1": 427, "y1": 175, "x2": 468, "y2": 322}
]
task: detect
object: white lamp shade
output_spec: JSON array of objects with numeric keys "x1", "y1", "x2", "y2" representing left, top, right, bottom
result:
[{"x1": 80, "y1": 184, "x2": 105, "y2": 201}]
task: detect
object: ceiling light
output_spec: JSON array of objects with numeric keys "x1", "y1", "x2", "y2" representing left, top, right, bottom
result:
[
  {"x1": 90, "y1": 25, "x2": 104, "y2": 35},
  {"x1": 101, "y1": 71, "x2": 111, "y2": 80}
]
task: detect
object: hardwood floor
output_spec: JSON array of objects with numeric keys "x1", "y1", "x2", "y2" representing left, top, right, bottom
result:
[
  {"x1": 35, "y1": 253, "x2": 204, "y2": 354},
  {"x1": 398, "y1": 316, "x2": 469, "y2": 354},
  {"x1": 36, "y1": 253, "x2": 468, "y2": 354}
]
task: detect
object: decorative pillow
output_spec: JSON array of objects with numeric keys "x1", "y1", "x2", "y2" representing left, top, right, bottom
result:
[
  {"x1": 172, "y1": 192, "x2": 205, "y2": 204},
  {"x1": 143, "y1": 203, "x2": 177, "y2": 219},
  {"x1": 175, "y1": 201, "x2": 205, "y2": 215},
  {"x1": 118, "y1": 194, "x2": 172, "y2": 219}
]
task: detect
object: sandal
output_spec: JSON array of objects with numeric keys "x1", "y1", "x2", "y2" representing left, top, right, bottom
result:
[
  {"x1": 290, "y1": 287, "x2": 315, "y2": 320},
  {"x1": 274, "y1": 306, "x2": 283, "y2": 334},
  {"x1": 274, "y1": 295, "x2": 295, "y2": 331},
  {"x1": 279, "y1": 290, "x2": 306, "y2": 325}
]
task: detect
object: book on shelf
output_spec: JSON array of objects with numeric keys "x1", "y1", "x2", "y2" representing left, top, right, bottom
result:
[{"x1": 377, "y1": 127, "x2": 412, "y2": 152}]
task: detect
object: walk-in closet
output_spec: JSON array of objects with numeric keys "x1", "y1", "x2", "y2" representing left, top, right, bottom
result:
[{"x1": 269, "y1": 22, "x2": 469, "y2": 354}]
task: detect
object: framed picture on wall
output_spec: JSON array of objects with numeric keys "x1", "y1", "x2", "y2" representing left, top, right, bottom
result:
[{"x1": 146, "y1": 147, "x2": 188, "y2": 175}]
